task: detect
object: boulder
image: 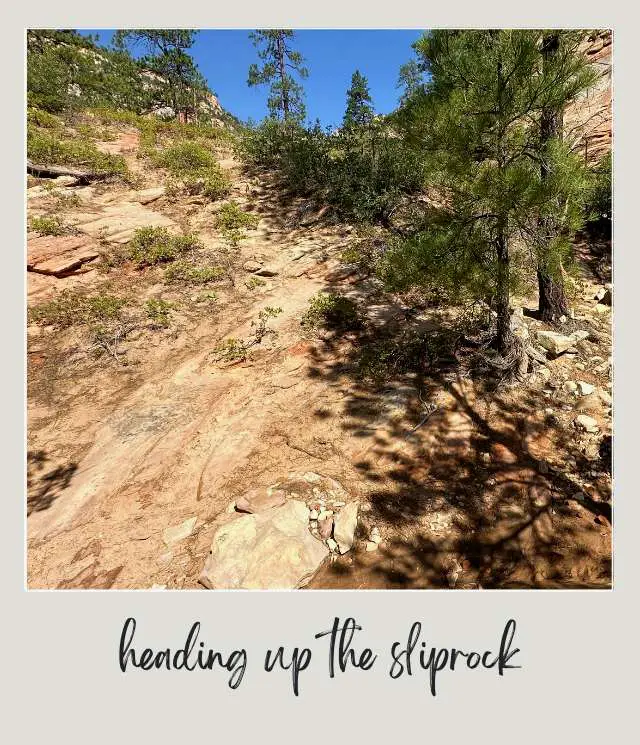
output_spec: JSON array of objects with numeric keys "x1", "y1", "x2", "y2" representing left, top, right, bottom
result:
[
  {"x1": 574, "y1": 414, "x2": 599, "y2": 433},
  {"x1": 576, "y1": 381, "x2": 595, "y2": 396},
  {"x1": 199, "y1": 500, "x2": 329, "y2": 589},
  {"x1": 132, "y1": 186, "x2": 165, "y2": 205},
  {"x1": 243, "y1": 260, "x2": 262, "y2": 272},
  {"x1": 536, "y1": 329, "x2": 589, "y2": 356},
  {"x1": 334, "y1": 501, "x2": 359, "y2": 554}
]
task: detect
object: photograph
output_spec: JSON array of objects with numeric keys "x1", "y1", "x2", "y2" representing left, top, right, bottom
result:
[{"x1": 25, "y1": 28, "x2": 612, "y2": 590}]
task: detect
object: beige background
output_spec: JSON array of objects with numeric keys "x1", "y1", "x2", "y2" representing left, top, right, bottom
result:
[{"x1": 3, "y1": 2, "x2": 636, "y2": 742}]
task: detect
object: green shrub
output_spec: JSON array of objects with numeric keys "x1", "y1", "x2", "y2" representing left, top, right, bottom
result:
[
  {"x1": 29, "y1": 290, "x2": 128, "y2": 329},
  {"x1": 164, "y1": 260, "x2": 224, "y2": 284},
  {"x1": 240, "y1": 119, "x2": 427, "y2": 224},
  {"x1": 145, "y1": 298, "x2": 173, "y2": 328},
  {"x1": 154, "y1": 141, "x2": 216, "y2": 176},
  {"x1": 245, "y1": 276, "x2": 266, "y2": 290},
  {"x1": 301, "y1": 293, "x2": 361, "y2": 333},
  {"x1": 585, "y1": 152, "x2": 612, "y2": 226},
  {"x1": 27, "y1": 107, "x2": 63, "y2": 129},
  {"x1": 215, "y1": 201, "x2": 259, "y2": 246},
  {"x1": 27, "y1": 127, "x2": 127, "y2": 177},
  {"x1": 127, "y1": 227, "x2": 202, "y2": 267},
  {"x1": 30, "y1": 215, "x2": 67, "y2": 236},
  {"x1": 153, "y1": 141, "x2": 231, "y2": 199},
  {"x1": 212, "y1": 338, "x2": 248, "y2": 362}
]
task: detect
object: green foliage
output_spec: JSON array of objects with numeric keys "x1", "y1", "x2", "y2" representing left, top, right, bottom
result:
[
  {"x1": 215, "y1": 202, "x2": 259, "y2": 246},
  {"x1": 240, "y1": 118, "x2": 427, "y2": 223},
  {"x1": 164, "y1": 260, "x2": 224, "y2": 284},
  {"x1": 145, "y1": 298, "x2": 173, "y2": 328},
  {"x1": 27, "y1": 30, "x2": 157, "y2": 114},
  {"x1": 27, "y1": 126, "x2": 128, "y2": 176},
  {"x1": 386, "y1": 30, "x2": 598, "y2": 350},
  {"x1": 153, "y1": 141, "x2": 231, "y2": 199},
  {"x1": 245, "y1": 276, "x2": 266, "y2": 290},
  {"x1": 30, "y1": 215, "x2": 67, "y2": 236},
  {"x1": 127, "y1": 227, "x2": 202, "y2": 267},
  {"x1": 248, "y1": 30, "x2": 308, "y2": 122},
  {"x1": 212, "y1": 337, "x2": 249, "y2": 363},
  {"x1": 343, "y1": 70, "x2": 374, "y2": 129},
  {"x1": 29, "y1": 289, "x2": 128, "y2": 329},
  {"x1": 584, "y1": 152, "x2": 612, "y2": 225},
  {"x1": 301, "y1": 293, "x2": 361, "y2": 333},
  {"x1": 113, "y1": 30, "x2": 210, "y2": 119},
  {"x1": 27, "y1": 107, "x2": 63, "y2": 129}
]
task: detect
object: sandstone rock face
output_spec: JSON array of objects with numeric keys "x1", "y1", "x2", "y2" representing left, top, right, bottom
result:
[
  {"x1": 199, "y1": 500, "x2": 329, "y2": 589},
  {"x1": 27, "y1": 234, "x2": 100, "y2": 277},
  {"x1": 334, "y1": 501, "x2": 359, "y2": 554},
  {"x1": 75, "y1": 203, "x2": 177, "y2": 244},
  {"x1": 564, "y1": 31, "x2": 612, "y2": 164},
  {"x1": 536, "y1": 330, "x2": 589, "y2": 356}
]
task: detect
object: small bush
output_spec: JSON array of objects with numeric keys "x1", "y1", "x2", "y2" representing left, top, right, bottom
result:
[
  {"x1": 215, "y1": 202, "x2": 259, "y2": 246},
  {"x1": 27, "y1": 107, "x2": 63, "y2": 129},
  {"x1": 245, "y1": 276, "x2": 266, "y2": 290},
  {"x1": 145, "y1": 298, "x2": 173, "y2": 328},
  {"x1": 212, "y1": 338, "x2": 248, "y2": 363},
  {"x1": 127, "y1": 227, "x2": 202, "y2": 267},
  {"x1": 164, "y1": 260, "x2": 224, "y2": 284},
  {"x1": 154, "y1": 141, "x2": 216, "y2": 176},
  {"x1": 153, "y1": 141, "x2": 231, "y2": 200},
  {"x1": 301, "y1": 293, "x2": 361, "y2": 333},
  {"x1": 29, "y1": 290, "x2": 128, "y2": 329},
  {"x1": 30, "y1": 215, "x2": 67, "y2": 236},
  {"x1": 27, "y1": 127, "x2": 127, "y2": 177}
]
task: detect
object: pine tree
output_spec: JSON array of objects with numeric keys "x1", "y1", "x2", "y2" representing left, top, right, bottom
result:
[
  {"x1": 343, "y1": 70, "x2": 374, "y2": 128},
  {"x1": 113, "y1": 30, "x2": 209, "y2": 121},
  {"x1": 397, "y1": 59, "x2": 426, "y2": 106},
  {"x1": 534, "y1": 31, "x2": 597, "y2": 322},
  {"x1": 247, "y1": 30, "x2": 308, "y2": 123},
  {"x1": 383, "y1": 30, "x2": 592, "y2": 358}
]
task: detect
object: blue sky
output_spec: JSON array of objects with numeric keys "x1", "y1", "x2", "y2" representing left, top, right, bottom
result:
[{"x1": 80, "y1": 30, "x2": 425, "y2": 127}]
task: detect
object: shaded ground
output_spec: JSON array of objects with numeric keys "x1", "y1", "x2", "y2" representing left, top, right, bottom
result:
[{"x1": 26, "y1": 121, "x2": 612, "y2": 589}]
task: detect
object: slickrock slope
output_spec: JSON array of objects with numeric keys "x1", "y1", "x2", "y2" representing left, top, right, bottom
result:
[{"x1": 26, "y1": 116, "x2": 612, "y2": 590}]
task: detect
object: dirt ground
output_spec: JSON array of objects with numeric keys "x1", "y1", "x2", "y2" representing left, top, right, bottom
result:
[{"x1": 26, "y1": 126, "x2": 612, "y2": 590}]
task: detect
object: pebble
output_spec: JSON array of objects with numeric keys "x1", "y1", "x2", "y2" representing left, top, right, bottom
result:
[
  {"x1": 365, "y1": 541, "x2": 378, "y2": 552},
  {"x1": 309, "y1": 509, "x2": 319, "y2": 520},
  {"x1": 326, "y1": 538, "x2": 338, "y2": 551}
]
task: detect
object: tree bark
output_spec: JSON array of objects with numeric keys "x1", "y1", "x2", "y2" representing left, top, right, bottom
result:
[
  {"x1": 495, "y1": 229, "x2": 513, "y2": 356},
  {"x1": 276, "y1": 33, "x2": 290, "y2": 121},
  {"x1": 537, "y1": 32, "x2": 568, "y2": 322}
]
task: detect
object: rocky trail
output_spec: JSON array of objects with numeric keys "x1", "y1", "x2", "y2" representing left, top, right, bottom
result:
[{"x1": 27, "y1": 125, "x2": 612, "y2": 590}]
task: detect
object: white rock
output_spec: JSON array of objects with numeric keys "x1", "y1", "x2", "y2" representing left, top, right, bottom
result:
[
  {"x1": 163, "y1": 517, "x2": 197, "y2": 547},
  {"x1": 334, "y1": 502, "x2": 359, "y2": 554},
  {"x1": 576, "y1": 381, "x2": 595, "y2": 396},
  {"x1": 326, "y1": 538, "x2": 338, "y2": 551},
  {"x1": 365, "y1": 541, "x2": 378, "y2": 552},
  {"x1": 562, "y1": 381, "x2": 578, "y2": 394},
  {"x1": 574, "y1": 414, "x2": 599, "y2": 433},
  {"x1": 536, "y1": 329, "x2": 589, "y2": 356},
  {"x1": 199, "y1": 500, "x2": 329, "y2": 589}
]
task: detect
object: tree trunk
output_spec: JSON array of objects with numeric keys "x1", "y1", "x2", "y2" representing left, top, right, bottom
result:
[
  {"x1": 495, "y1": 230, "x2": 513, "y2": 356},
  {"x1": 537, "y1": 32, "x2": 568, "y2": 320},
  {"x1": 276, "y1": 33, "x2": 290, "y2": 121},
  {"x1": 537, "y1": 267, "x2": 568, "y2": 321}
]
